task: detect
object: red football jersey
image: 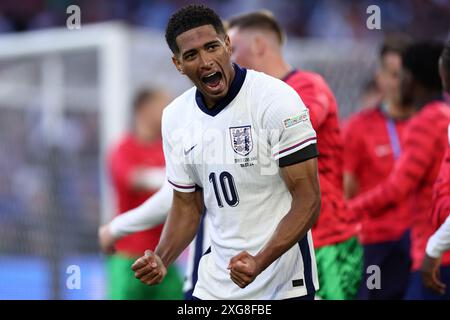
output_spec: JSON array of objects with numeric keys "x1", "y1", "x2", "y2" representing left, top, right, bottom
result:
[
  {"x1": 349, "y1": 100, "x2": 450, "y2": 270},
  {"x1": 284, "y1": 70, "x2": 357, "y2": 248},
  {"x1": 108, "y1": 134, "x2": 165, "y2": 257},
  {"x1": 343, "y1": 107, "x2": 411, "y2": 245},
  {"x1": 431, "y1": 127, "x2": 450, "y2": 229}
]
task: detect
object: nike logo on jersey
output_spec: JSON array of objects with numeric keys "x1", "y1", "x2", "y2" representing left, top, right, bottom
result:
[{"x1": 184, "y1": 144, "x2": 197, "y2": 156}]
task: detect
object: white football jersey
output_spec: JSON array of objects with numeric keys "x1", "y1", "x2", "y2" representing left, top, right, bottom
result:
[
  {"x1": 162, "y1": 64, "x2": 319, "y2": 300},
  {"x1": 183, "y1": 211, "x2": 211, "y2": 297}
]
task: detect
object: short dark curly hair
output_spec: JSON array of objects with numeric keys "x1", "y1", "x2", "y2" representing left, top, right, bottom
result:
[
  {"x1": 165, "y1": 4, "x2": 226, "y2": 55},
  {"x1": 402, "y1": 41, "x2": 443, "y2": 91}
]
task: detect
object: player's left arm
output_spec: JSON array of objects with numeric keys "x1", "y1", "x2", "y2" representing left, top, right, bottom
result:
[
  {"x1": 229, "y1": 158, "x2": 321, "y2": 289},
  {"x1": 229, "y1": 158, "x2": 321, "y2": 288},
  {"x1": 228, "y1": 78, "x2": 321, "y2": 289}
]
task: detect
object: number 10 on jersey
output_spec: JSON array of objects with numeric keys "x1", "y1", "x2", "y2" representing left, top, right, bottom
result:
[{"x1": 209, "y1": 171, "x2": 239, "y2": 207}]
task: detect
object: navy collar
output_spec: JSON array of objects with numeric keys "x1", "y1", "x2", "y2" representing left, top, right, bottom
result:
[{"x1": 195, "y1": 63, "x2": 247, "y2": 117}]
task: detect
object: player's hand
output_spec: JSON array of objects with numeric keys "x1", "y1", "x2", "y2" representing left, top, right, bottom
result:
[
  {"x1": 228, "y1": 251, "x2": 262, "y2": 289},
  {"x1": 131, "y1": 250, "x2": 167, "y2": 285},
  {"x1": 98, "y1": 224, "x2": 117, "y2": 255},
  {"x1": 421, "y1": 254, "x2": 446, "y2": 295}
]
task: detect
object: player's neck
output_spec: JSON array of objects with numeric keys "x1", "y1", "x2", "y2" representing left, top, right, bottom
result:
[{"x1": 263, "y1": 56, "x2": 291, "y2": 80}]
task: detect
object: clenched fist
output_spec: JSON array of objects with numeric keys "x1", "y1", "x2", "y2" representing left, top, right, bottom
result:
[
  {"x1": 131, "y1": 250, "x2": 167, "y2": 285},
  {"x1": 228, "y1": 251, "x2": 262, "y2": 289}
]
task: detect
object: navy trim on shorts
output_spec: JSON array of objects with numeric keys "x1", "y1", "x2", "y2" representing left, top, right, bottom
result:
[
  {"x1": 298, "y1": 234, "x2": 315, "y2": 295},
  {"x1": 192, "y1": 210, "x2": 206, "y2": 289}
]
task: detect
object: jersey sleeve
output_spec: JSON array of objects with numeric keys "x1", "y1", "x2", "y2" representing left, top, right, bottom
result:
[
  {"x1": 259, "y1": 79, "x2": 318, "y2": 167},
  {"x1": 162, "y1": 109, "x2": 197, "y2": 193}
]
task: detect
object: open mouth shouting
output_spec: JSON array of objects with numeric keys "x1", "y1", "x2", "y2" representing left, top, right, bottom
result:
[{"x1": 201, "y1": 71, "x2": 225, "y2": 95}]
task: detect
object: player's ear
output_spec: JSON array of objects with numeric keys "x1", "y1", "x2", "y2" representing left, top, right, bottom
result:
[
  {"x1": 224, "y1": 34, "x2": 232, "y2": 55},
  {"x1": 172, "y1": 55, "x2": 185, "y2": 75}
]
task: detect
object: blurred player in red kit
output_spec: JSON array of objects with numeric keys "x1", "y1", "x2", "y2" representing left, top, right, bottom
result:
[
  {"x1": 106, "y1": 88, "x2": 183, "y2": 299},
  {"x1": 343, "y1": 36, "x2": 414, "y2": 299},
  {"x1": 421, "y1": 41, "x2": 450, "y2": 296},
  {"x1": 228, "y1": 11, "x2": 362, "y2": 300},
  {"x1": 349, "y1": 41, "x2": 450, "y2": 300}
]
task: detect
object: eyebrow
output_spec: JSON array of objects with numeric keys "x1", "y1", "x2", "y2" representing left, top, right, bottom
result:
[
  {"x1": 182, "y1": 40, "x2": 221, "y2": 58},
  {"x1": 182, "y1": 48, "x2": 197, "y2": 58},
  {"x1": 203, "y1": 40, "x2": 220, "y2": 47}
]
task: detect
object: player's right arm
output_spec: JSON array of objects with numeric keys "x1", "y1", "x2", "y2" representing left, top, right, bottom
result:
[
  {"x1": 131, "y1": 105, "x2": 203, "y2": 285},
  {"x1": 132, "y1": 189, "x2": 203, "y2": 285}
]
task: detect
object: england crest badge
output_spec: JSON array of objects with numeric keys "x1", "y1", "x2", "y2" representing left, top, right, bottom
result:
[{"x1": 229, "y1": 125, "x2": 253, "y2": 156}]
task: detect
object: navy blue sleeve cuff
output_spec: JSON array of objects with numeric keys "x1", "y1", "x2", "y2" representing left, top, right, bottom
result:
[{"x1": 278, "y1": 143, "x2": 319, "y2": 167}]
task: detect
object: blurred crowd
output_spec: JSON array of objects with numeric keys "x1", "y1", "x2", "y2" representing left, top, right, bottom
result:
[
  {"x1": 0, "y1": 0, "x2": 448, "y2": 40},
  {"x1": 0, "y1": 108, "x2": 100, "y2": 255}
]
